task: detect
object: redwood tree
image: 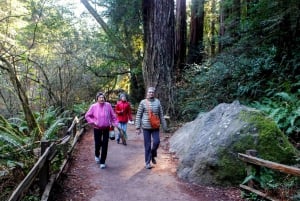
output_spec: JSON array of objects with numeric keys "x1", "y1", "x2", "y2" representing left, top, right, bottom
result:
[
  {"x1": 187, "y1": 0, "x2": 205, "y2": 64},
  {"x1": 175, "y1": 0, "x2": 187, "y2": 75},
  {"x1": 142, "y1": 0, "x2": 175, "y2": 115}
]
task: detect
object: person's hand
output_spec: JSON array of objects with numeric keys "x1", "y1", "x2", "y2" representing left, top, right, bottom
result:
[
  {"x1": 136, "y1": 128, "x2": 141, "y2": 135},
  {"x1": 91, "y1": 122, "x2": 99, "y2": 129}
]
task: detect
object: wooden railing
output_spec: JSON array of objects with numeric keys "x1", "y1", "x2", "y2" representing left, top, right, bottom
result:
[
  {"x1": 8, "y1": 115, "x2": 88, "y2": 201},
  {"x1": 238, "y1": 150, "x2": 300, "y2": 201}
]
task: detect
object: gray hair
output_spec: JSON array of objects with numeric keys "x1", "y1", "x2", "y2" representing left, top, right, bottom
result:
[{"x1": 147, "y1": 87, "x2": 156, "y2": 92}]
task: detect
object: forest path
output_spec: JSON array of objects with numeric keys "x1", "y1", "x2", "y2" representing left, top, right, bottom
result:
[{"x1": 53, "y1": 122, "x2": 242, "y2": 201}]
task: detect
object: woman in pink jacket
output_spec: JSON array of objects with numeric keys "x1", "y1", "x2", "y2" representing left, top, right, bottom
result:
[{"x1": 85, "y1": 92, "x2": 118, "y2": 169}]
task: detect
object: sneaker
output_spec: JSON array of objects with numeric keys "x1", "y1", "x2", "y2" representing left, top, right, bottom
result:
[
  {"x1": 151, "y1": 156, "x2": 157, "y2": 164},
  {"x1": 100, "y1": 164, "x2": 106, "y2": 169},
  {"x1": 117, "y1": 139, "x2": 120, "y2": 144},
  {"x1": 95, "y1": 156, "x2": 100, "y2": 164},
  {"x1": 145, "y1": 163, "x2": 152, "y2": 169}
]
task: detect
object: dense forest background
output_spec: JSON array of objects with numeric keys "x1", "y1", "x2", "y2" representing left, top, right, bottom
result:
[{"x1": 0, "y1": 0, "x2": 299, "y2": 199}]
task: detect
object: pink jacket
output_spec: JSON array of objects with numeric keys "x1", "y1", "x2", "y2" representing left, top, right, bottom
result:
[{"x1": 85, "y1": 102, "x2": 118, "y2": 128}]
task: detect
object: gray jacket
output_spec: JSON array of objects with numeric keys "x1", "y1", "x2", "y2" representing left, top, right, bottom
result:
[{"x1": 135, "y1": 98, "x2": 167, "y2": 130}]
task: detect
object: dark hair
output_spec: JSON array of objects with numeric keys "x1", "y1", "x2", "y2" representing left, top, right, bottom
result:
[{"x1": 96, "y1": 92, "x2": 106, "y2": 101}]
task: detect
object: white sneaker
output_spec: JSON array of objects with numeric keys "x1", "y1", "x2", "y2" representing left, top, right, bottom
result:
[
  {"x1": 100, "y1": 164, "x2": 106, "y2": 169},
  {"x1": 145, "y1": 163, "x2": 152, "y2": 169},
  {"x1": 95, "y1": 156, "x2": 100, "y2": 164}
]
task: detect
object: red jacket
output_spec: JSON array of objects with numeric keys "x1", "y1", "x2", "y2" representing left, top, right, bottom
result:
[{"x1": 115, "y1": 100, "x2": 133, "y2": 123}]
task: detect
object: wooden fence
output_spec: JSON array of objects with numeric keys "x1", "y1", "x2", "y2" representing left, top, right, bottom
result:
[
  {"x1": 238, "y1": 150, "x2": 300, "y2": 201},
  {"x1": 7, "y1": 115, "x2": 87, "y2": 201}
]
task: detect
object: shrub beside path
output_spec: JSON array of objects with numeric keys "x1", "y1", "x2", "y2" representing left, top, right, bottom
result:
[{"x1": 53, "y1": 122, "x2": 243, "y2": 201}]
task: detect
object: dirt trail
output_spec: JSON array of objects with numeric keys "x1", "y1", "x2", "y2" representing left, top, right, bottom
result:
[{"x1": 53, "y1": 123, "x2": 242, "y2": 201}]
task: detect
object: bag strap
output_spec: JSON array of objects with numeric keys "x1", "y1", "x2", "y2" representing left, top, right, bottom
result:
[{"x1": 145, "y1": 99, "x2": 152, "y2": 116}]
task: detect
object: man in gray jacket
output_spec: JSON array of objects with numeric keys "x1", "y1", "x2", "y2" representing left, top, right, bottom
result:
[{"x1": 135, "y1": 87, "x2": 168, "y2": 169}]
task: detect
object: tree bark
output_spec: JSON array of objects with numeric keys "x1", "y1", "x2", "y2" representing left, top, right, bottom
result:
[
  {"x1": 219, "y1": 0, "x2": 227, "y2": 51},
  {"x1": 175, "y1": 0, "x2": 187, "y2": 75},
  {"x1": 210, "y1": 0, "x2": 216, "y2": 56},
  {"x1": 187, "y1": 0, "x2": 205, "y2": 64},
  {"x1": 232, "y1": 0, "x2": 241, "y2": 41},
  {"x1": 142, "y1": 0, "x2": 175, "y2": 115}
]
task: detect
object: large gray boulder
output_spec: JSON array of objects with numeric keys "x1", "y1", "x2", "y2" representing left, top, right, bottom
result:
[{"x1": 169, "y1": 101, "x2": 298, "y2": 186}]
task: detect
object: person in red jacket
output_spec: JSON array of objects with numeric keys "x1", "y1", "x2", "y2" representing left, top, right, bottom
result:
[{"x1": 115, "y1": 93, "x2": 133, "y2": 144}]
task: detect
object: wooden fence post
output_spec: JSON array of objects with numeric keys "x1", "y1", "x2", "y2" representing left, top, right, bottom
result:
[
  {"x1": 245, "y1": 149, "x2": 258, "y2": 187},
  {"x1": 39, "y1": 140, "x2": 50, "y2": 192},
  {"x1": 73, "y1": 122, "x2": 77, "y2": 137}
]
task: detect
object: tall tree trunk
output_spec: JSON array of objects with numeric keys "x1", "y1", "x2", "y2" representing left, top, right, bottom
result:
[
  {"x1": 231, "y1": 0, "x2": 241, "y2": 41},
  {"x1": 219, "y1": 0, "x2": 241, "y2": 50},
  {"x1": 210, "y1": 0, "x2": 217, "y2": 56},
  {"x1": 187, "y1": 0, "x2": 205, "y2": 64},
  {"x1": 142, "y1": 0, "x2": 175, "y2": 116},
  {"x1": 0, "y1": 56, "x2": 41, "y2": 137},
  {"x1": 175, "y1": 0, "x2": 187, "y2": 75},
  {"x1": 219, "y1": 0, "x2": 228, "y2": 51}
]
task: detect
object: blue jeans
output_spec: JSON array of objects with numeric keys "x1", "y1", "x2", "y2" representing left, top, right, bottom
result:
[
  {"x1": 94, "y1": 127, "x2": 109, "y2": 164},
  {"x1": 117, "y1": 122, "x2": 128, "y2": 140},
  {"x1": 143, "y1": 129, "x2": 160, "y2": 165}
]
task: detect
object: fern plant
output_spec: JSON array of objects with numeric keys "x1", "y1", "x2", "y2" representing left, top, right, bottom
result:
[
  {"x1": 72, "y1": 102, "x2": 89, "y2": 116},
  {"x1": 251, "y1": 89, "x2": 300, "y2": 137},
  {"x1": 35, "y1": 106, "x2": 72, "y2": 140},
  {"x1": 0, "y1": 115, "x2": 34, "y2": 173}
]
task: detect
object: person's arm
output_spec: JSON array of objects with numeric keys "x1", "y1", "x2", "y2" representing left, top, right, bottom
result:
[
  {"x1": 115, "y1": 102, "x2": 122, "y2": 115},
  {"x1": 135, "y1": 100, "x2": 144, "y2": 129},
  {"x1": 128, "y1": 103, "x2": 133, "y2": 121},
  {"x1": 158, "y1": 100, "x2": 168, "y2": 131},
  {"x1": 109, "y1": 104, "x2": 119, "y2": 127},
  {"x1": 85, "y1": 104, "x2": 98, "y2": 127}
]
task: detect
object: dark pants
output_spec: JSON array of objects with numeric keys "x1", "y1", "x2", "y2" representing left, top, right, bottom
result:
[
  {"x1": 94, "y1": 127, "x2": 109, "y2": 164},
  {"x1": 143, "y1": 129, "x2": 160, "y2": 165}
]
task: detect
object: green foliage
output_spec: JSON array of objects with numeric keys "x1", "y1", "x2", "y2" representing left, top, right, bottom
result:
[
  {"x1": 42, "y1": 118, "x2": 66, "y2": 140},
  {"x1": 251, "y1": 88, "x2": 300, "y2": 137},
  {"x1": 180, "y1": 0, "x2": 299, "y2": 125},
  {"x1": 35, "y1": 106, "x2": 72, "y2": 140},
  {"x1": 0, "y1": 105, "x2": 73, "y2": 174},
  {"x1": 177, "y1": 44, "x2": 282, "y2": 121},
  {"x1": 241, "y1": 112, "x2": 298, "y2": 164},
  {"x1": 216, "y1": 110, "x2": 298, "y2": 186},
  {"x1": 0, "y1": 105, "x2": 76, "y2": 200},
  {"x1": 175, "y1": 64, "x2": 223, "y2": 121},
  {"x1": 242, "y1": 168, "x2": 300, "y2": 201},
  {"x1": 0, "y1": 115, "x2": 31, "y2": 166},
  {"x1": 88, "y1": 0, "x2": 144, "y2": 103},
  {"x1": 23, "y1": 195, "x2": 40, "y2": 201},
  {"x1": 238, "y1": 112, "x2": 300, "y2": 200},
  {"x1": 0, "y1": 114, "x2": 35, "y2": 191},
  {"x1": 72, "y1": 102, "x2": 89, "y2": 116}
]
